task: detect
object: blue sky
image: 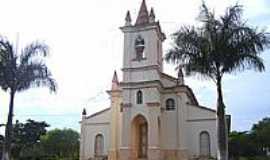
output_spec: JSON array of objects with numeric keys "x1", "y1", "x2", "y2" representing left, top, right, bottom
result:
[{"x1": 0, "y1": 0, "x2": 270, "y2": 134}]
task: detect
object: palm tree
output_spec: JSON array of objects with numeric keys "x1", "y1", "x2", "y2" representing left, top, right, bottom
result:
[
  {"x1": 0, "y1": 36, "x2": 57, "y2": 160},
  {"x1": 165, "y1": 3, "x2": 270, "y2": 160}
]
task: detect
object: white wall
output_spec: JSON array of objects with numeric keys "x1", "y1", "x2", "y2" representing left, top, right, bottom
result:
[
  {"x1": 187, "y1": 104, "x2": 216, "y2": 120},
  {"x1": 186, "y1": 120, "x2": 217, "y2": 158},
  {"x1": 186, "y1": 104, "x2": 217, "y2": 158},
  {"x1": 81, "y1": 109, "x2": 111, "y2": 159},
  {"x1": 160, "y1": 93, "x2": 178, "y2": 149},
  {"x1": 123, "y1": 69, "x2": 160, "y2": 82}
]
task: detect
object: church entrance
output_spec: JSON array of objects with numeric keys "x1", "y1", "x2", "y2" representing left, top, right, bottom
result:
[{"x1": 131, "y1": 115, "x2": 148, "y2": 159}]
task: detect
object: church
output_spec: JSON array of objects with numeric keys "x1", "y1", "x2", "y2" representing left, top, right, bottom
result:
[{"x1": 80, "y1": 1, "x2": 218, "y2": 160}]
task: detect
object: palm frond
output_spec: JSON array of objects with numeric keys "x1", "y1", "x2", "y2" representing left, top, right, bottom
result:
[
  {"x1": 165, "y1": 2, "x2": 270, "y2": 82},
  {"x1": 0, "y1": 36, "x2": 14, "y2": 57},
  {"x1": 0, "y1": 37, "x2": 56, "y2": 93},
  {"x1": 16, "y1": 61, "x2": 57, "y2": 93},
  {"x1": 20, "y1": 41, "x2": 49, "y2": 65},
  {"x1": 222, "y1": 53, "x2": 265, "y2": 73}
]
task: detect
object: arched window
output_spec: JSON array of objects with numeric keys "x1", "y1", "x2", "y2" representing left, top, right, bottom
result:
[
  {"x1": 166, "y1": 98, "x2": 175, "y2": 110},
  {"x1": 200, "y1": 131, "x2": 210, "y2": 157},
  {"x1": 135, "y1": 36, "x2": 145, "y2": 60},
  {"x1": 95, "y1": 134, "x2": 104, "y2": 156},
  {"x1": 136, "y1": 90, "x2": 143, "y2": 104}
]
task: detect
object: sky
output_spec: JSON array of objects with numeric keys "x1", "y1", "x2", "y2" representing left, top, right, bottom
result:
[{"x1": 0, "y1": 0, "x2": 270, "y2": 135}]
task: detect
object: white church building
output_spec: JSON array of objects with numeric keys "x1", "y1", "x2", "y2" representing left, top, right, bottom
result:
[{"x1": 80, "y1": 1, "x2": 218, "y2": 160}]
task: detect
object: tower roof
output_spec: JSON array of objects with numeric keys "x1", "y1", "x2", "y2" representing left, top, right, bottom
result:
[{"x1": 135, "y1": 0, "x2": 149, "y2": 25}]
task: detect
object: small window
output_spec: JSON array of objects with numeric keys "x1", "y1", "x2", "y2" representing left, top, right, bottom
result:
[
  {"x1": 200, "y1": 131, "x2": 210, "y2": 157},
  {"x1": 166, "y1": 98, "x2": 175, "y2": 110},
  {"x1": 95, "y1": 134, "x2": 104, "y2": 156},
  {"x1": 135, "y1": 36, "x2": 145, "y2": 60},
  {"x1": 137, "y1": 90, "x2": 143, "y2": 104}
]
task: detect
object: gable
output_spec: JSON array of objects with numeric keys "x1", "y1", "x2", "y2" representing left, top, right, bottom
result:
[
  {"x1": 85, "y1": 108, "x2": 111, "y2": 124},
  {"x1": 159, "y1": 72, "x2": 177, "y2": 87},
  {"x1": 187, "y1": 104, "x2": 216, "y2": 120}
]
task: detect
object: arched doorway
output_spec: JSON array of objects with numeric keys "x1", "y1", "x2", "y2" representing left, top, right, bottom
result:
[
  {"x1": 200, "y1": 131, "x2": 210, "y2": 157},
  {"x1": 95, "y1": 134, "x2": 104, "y2": 157},
  {"x1": 131, "y1": 115, "x2": 148, "y2": 159}
]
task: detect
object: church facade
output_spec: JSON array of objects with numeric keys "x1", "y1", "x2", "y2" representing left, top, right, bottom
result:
[{"x1": 80, "y1": 1, "x2": 218, "y2": 160}]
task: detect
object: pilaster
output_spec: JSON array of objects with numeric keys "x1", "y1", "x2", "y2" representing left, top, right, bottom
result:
[{"x1": 80, "y1": 113, "x2": 87, "y2": 160}]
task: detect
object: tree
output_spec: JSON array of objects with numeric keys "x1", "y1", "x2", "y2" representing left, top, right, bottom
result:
[
  {"x1": 165, "y1": 3, "x2": 270, "y2": 160},
  {"x1": 229, "y1": 131, "x2": 259, "y2": 159},
  {"x1": 0, "y1": 36, "x2": 57, "y2": 160},
  {"x1": 251, "y1": 117, "x2": 270, "y2": 155},
  {"x1": 0, "y1": 134, "x2": 3, "y2": 159},
  {"x1": 228, "y1": 118, "x2": 270, "y2": 159},
  {"x1": 11, "y1": 119, "x2": 49, "y2": 159},
  {"x1": 40, "y1": 128, "x2": 79, "y2": 159}
]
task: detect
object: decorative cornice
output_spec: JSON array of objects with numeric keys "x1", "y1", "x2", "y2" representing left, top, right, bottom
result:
[
  {"x1": 120, "y1": 80, "x2": 163, "y2": 89},
  {"x1": 84, "y1": 122, "x2": 110, "y2": 125},
  {"x1": 186, "y1": 118, "x2": 216, "y2": 122},
  {"x1": 122, "y1": 65, "x2": 159, "y2": 72},
  {"x1": 120, "y1": 23, "x2": 158, "y2": 32},
  {"x1": 148, "y1": 146, "x2": 160, "y2": 150},
  {"x1": 146, "y1": 102, "x2": 160, "y2": 107},
  {"x1": 121, "y1": 103, "x2": 132, "y2": 108},
  {"x1": 132, "y1": 57, "x2": 147, "y2": 61}
]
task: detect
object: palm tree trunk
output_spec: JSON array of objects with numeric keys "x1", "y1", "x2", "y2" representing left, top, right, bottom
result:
[
  {"x1": 2, "y1": 90, "x2": 15, "y2": 160},
  {"x1": 216, "y1": 77, "x2": 228, "y2": 160}
]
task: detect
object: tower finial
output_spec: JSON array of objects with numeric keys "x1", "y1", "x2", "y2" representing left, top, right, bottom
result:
[
  {"x1": 125, "y1": 10, "x2": 132, "y2": 26},
  {"x1": 135, "y1": 0, "x2": 149, "y2": 25},
  {"x1": 112, "y1": 70, "x2": 119, "y2": 90},
  {"x1": 82, "y1": 108, "x2": 87, "y2": 116},
  {"x1": 149, "y1": 7, "x2": 155, "y2": 23},
  {"x1": 177, "y1": 67, "x2": 184, "y2": 85},
  {"x1": 112, "y1": 70, "x2": 119, "y2": 83}
]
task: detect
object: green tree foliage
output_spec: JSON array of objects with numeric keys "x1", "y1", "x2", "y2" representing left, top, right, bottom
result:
[
  {"x1": 40, "y1": 128, "x2": 80, "y2": 160},
  {"x1": 1, "y1": 120, "x2": 80, "y2": 160},
  {"x1": 251, "y1": 117, "x2": 270, "y2": 151},
  {"x1": 11, "y1": 119, "x2": 49, "y2": 159},
  {"x1": 0, "y1": 134, "x2": 3, "y2": 157},
  {"x1": 165, "y1": 3, "x2": 270, "y2": 160},
  {"x1": 0, "y1": 36, "x2": 57, "y2": 160},
  {"x1": 229, "y1": 117, "x2": 270, "y2": 159},
  {"x1": 229, "y1": 131, "x2": 258, "y2": 159}
]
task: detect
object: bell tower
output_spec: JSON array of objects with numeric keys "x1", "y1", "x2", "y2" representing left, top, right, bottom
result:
[
  {"x1": 120, "y1": 0, "x2": 166, "y2": 83},
  {"x1": 119, "y1": 1, "x2": 165, "y2": 160}
]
